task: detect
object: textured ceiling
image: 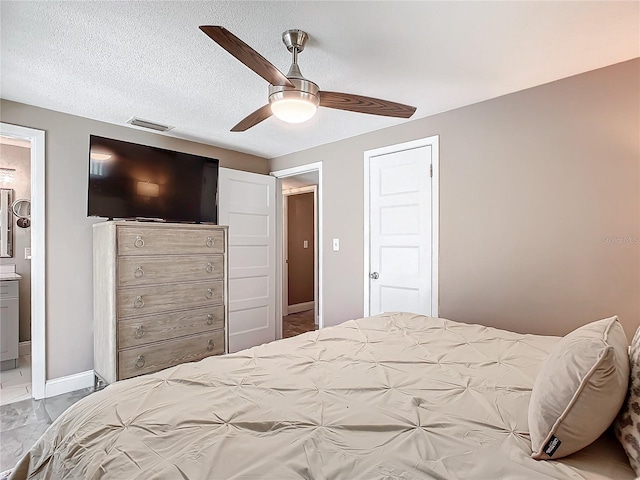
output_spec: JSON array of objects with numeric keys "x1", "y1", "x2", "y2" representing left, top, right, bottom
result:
[{"x1": 1, "y1": 1, "x2": 638, "y2": 159}]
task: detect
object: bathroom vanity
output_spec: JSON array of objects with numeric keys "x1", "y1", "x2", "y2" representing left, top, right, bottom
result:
[{"x1": 0, "y1": 271, "x2": 20, "y2": 370}]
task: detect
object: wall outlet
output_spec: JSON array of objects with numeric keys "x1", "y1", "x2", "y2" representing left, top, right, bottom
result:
[
  {"x1": 332, "y1": 238, "x2": 340, "y2": 251},
  {"x1": 25, "y1": 247, "x2": 31, "y2": 260},
  {"x1": 303, "y1": 240, "x2": 308, "y2": 249}
]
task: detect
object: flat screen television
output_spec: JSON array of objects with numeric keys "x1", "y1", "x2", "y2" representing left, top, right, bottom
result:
[{"x1": 87, "y1": 135, "x2": 219, "y2": 223}]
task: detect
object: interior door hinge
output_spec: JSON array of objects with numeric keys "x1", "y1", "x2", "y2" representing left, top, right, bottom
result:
[{"x1": 430, "y1": 164, "x2": 433, "y2": 178}]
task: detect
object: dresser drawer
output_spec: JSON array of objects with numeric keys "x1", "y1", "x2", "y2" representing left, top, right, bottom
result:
[
  {"x1": 118, "y1": 255, "x2": 224, "y2": 287},
  {"x1": 119, "y1": 330, "x2": 225, "y2": 380},
  {"x1": 117, "y1": 227, "x2": 224, "y2": 256},
  {"x1": 0, "y1": 281, "x2": 18, "y2": 299},
  {"x1": 118, "y1": 305, "x2": 225, "y2": 349},
  {"x1": 117, "y1": 281, "x2": 223, "y2": 318}
]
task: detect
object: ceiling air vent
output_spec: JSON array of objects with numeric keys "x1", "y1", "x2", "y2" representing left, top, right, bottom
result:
[{"x1": 126, "y1": 117, "x2": 174, "y2": 132}]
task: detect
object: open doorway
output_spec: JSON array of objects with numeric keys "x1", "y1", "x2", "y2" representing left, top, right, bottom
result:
[
  {"x1": 0, "y1": 135, "x2": 33, "y2": 405},
  {"x1": 271, "y1": 162, "x2": 323, "y2": 340},
  {"x1": 283, "y1": 180, "x2": 317, "y2": 338},
  {"x1": 0, "y1": 123, "x2": 45, "y2": 401}
]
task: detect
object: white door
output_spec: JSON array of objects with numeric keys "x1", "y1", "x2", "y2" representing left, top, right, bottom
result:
[
  {"x1": 366, "y1": 137, "x2": 438, "y2": 317},
  {"x1": 219, "y1": 168, "x2": 276, "y2": 352}
]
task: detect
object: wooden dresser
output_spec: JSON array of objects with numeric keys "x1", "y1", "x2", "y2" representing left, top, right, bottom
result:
[{"x1": 93, "y1": 221, "x2": 228, "y2": 385}]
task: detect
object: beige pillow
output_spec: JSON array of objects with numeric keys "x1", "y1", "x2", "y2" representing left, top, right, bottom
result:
[
  {"x1": 614, "y1": 326, "x2": 640, "y2": 475},
  {"x1": 529, "y1": 316, "x2": 629, "y2": 460}
]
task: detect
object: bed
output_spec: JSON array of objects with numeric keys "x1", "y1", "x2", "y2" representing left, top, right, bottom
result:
[{"x1": 9, "y1": 313, "x2": 634, "y2": 479}]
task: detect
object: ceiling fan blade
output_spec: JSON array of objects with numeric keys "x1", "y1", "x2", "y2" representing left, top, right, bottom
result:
[
  {"x1": 231, "y1": 104, "x2": 273, "y2": 132},
  {"x1": 199, "y1": 26, "x2": 294, "y2": 88},
  {"x1": 319, "y1": 91, "x2": 416, "y2": 119}
]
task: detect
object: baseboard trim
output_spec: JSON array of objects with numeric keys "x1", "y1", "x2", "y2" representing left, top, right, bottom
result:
[
  {"x1": 18, "y1": 341, "x2": 31, "y2": 357},
  {"x1": 288, "y1": 301, "x2": 315, "y2": 314},
  {"x1": 45, "y1": 370, "x2": 94, "y2": 398}
]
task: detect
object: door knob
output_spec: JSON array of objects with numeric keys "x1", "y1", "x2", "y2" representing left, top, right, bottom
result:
[{"x1": 369, "y1": 272, "x2": 379, "y2": 279}]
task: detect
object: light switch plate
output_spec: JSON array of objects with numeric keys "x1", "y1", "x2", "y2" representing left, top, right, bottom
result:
[
  {"x1": 332, "y1": 238, "x2": 339, "y2": 251},
  {"x1": 303, "y1": 240, "x2": 308, "y2": 249},
  {"x1": 25, "y1": 247, "x2": 31, "y2": 260}
]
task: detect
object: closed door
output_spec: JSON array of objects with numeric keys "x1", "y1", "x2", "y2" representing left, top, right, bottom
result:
[
  {"x1": 219, "y1": 168, "x2": 276, "y2": 352},
  {"x1": 367, "y1": 140, "x2": 437, "y2": 317}
]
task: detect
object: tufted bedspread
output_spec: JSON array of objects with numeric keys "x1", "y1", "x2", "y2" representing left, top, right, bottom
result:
[{"x1": 9, "y1": 313, "x2": 634, "y2": 479}]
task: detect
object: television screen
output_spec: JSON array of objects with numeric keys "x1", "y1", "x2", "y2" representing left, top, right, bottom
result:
[{"x1": 88, "y1": 135, "x2": 218, "y2": 223}]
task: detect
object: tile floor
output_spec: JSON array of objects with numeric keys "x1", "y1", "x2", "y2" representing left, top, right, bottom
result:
[
  {"x1": 283, "y1": 309, "x2": 317, "y2": 338},
  {"x1": 0, "y1": 355, "x2": 32, "y2": 406},
  {"x1": 0, "y1": 387, "x2": 94, "y2": 473}
]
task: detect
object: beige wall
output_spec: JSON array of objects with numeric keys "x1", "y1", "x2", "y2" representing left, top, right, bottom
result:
[
  {"x1": 0, "y1": 143, "x2": 32, "y2": 341},
  {"x1": 0, "y1": 99, "x2": 269, "y2": 379},
  {"x1": 270, "y1": 59, "x2": 640, "y2": 339},
  {"x1": 287, "y1": 193, "x2": 314, "y2": 306}
]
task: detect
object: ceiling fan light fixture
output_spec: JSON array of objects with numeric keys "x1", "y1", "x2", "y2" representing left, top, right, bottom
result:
[
  {"x1": 270, "y1": 96, "x2": 318, "y2": 123},
  {"x1": 268, "y1": 77, "x2": 320, "y2": 124}
]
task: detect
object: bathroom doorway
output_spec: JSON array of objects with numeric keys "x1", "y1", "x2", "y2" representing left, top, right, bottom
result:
[
  {"x1": 0, "y1": 135, "x2": 33, "y2": 405},
  {"x1": 0, "y1": 123, "x2": 45, "y2": 402}
]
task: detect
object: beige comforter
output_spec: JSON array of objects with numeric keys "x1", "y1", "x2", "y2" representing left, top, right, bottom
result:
[{"x1": 10, "y1": 313, "x2": 634, "y2": 479}]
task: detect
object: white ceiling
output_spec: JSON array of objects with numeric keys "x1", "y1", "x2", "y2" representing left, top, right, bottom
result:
[
  {"x1": 0, "y1": 136, "x2": 31, "y2": 149},
  {"x1": 1, "y1": 1, "x2": 638, "y2": 159},
  {"x1": 282, "y1": 171, "x2": 319, "y2": 190}
]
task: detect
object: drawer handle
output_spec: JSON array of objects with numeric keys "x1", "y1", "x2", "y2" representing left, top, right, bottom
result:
[
  {"x1": 207, "y1": 339, "x2": 214, "y2": 351},
  {"x1": 134, "y1": 235, "x2": 145, "y2": 248},
  {"x1": 134, "y1": 295, "x2": 145, "y2": 308},
  {"x1": 206, "y1": 262, "x2": 213, "y2": 273},
  {"x1": 135, "y1": 355, "x2": 145, "y2": 369},
  {"x1": 134, "y1": 325, "x2": 145, "y2": 338},
  {"x1": 206, "y1": 288, "x2": 213, "y2": 299},
  {"x1": 134, "y1": 266, "x2": 144, "y2": 278},
  {"x1": 206, "y1": 314, "x2": 214, "y2": 325},
  {"x1": 206, "y1": 236, "x2": 213, "y2": 248}
]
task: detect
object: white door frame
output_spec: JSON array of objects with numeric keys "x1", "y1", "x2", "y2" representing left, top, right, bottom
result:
[
  {"x1": 271, "y1": 162, "x2": 323, "y2": 337},
  {"x1": 363, "y1": 135, "x2": 439, "y2": 318},
  {"x1": 0, "y1": 123, "x2": 46, "y2": 399},
  {"x1": 282, "y1": 185, "x2": 317, "y2": 317}
]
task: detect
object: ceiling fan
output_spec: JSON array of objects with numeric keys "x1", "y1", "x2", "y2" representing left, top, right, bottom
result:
[{"x1": 199, "y1": 26, "x2": 417, "y2": 132}]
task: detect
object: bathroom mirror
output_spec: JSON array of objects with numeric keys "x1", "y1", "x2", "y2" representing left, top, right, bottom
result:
[
  {"x1": 12, "y1": 198, "x2": 31, "y2": 228},
  {"x1": 0, "y1": 188, "x2": 13, "y2": 257},
  {"x1": 11, "y1": 198, "x2": 30, "y2": 218}
]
